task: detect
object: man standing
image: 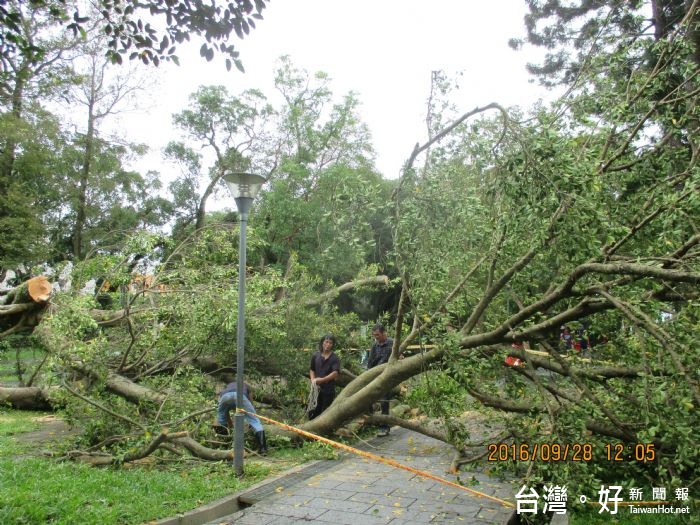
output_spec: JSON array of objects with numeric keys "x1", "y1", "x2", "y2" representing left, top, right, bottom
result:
[
  {"x1": 308, "y1": 334, "x2": 341, "y2": 419},
  {"x1": 367, "y1": 323, "x2": 394, "y2": 436}
]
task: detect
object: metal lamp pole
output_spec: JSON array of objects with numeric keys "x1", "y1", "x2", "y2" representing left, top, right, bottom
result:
[{"x1": 223, "y1": 172, "x2": 266, "y2": 476}]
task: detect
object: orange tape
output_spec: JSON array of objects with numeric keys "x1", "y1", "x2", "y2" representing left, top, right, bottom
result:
[{"x1": 237, "y1": 408, "x2": 515, "y2": 508}]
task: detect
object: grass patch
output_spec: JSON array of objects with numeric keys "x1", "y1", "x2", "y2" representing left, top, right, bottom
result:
[
  {"x1": 0, "y1": 409, "x2": 42, "y2": 436},
  {"x1": 0, "y1": 409, "x2": 328, "y2": 525},
  {"x1": 0, "y1": 409, "x2": 45, "y2": 456},
  {"x1": 0, "y1": 346, "x2": 45, "y2": 384},
  {"x1": 0, "y1": 457, "x2": 268, "y2": 524}
]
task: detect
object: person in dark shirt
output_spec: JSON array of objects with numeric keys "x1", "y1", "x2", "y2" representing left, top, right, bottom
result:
[
  {"x1": 215, "y1": 381, "x2": 267, "y2": 454},
  {"x1": 308, "y1": 334, "x2": 341, "y2": 419},
  {"x1": 367, "y1": 323, "x2": 394, "y2": 436}
]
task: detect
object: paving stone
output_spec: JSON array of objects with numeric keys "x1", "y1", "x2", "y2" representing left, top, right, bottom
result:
[
  {"x1": 302, "y1": 497, "x2": 373, "y2": 513},
  {"x1": 266, "y1": 493, "x2": 316, "y2": 507},
  {"x1": 289, "y1": 486, "x2": 355, "y2": 500},
  {"x1": 403, "y1": 477, "x2": 438, "y2": 490},
  {"x1": 475, "y1": 504, "x2": 514, "y2": 523},
  {"x1": 315, "y1": 509, "x2": 392, "y2": 524},
  {"x1": 387, "y1": 518, "x2": 430, "y2": 525},
  {"x1": 411, "y1": 496, "x2": 481, "y2": 511},
  {"x1": 376, "y1": 469, "x2": 416, "y2": 480},
  {"x1": 364, "y1": 503, "x2": 438, "y2": 521},
  {"x1": 425, "y1": 484, "x2": 466, "y2": 495},
  {"x1": 355, "y1": 464, "x2": 395, "y2": 474},
  {"x1": 370, "y1": 481, "x2": 416, "y2": 494},
  {"x1": 325, "y1": 470, "x2": 367, "y2": 480},
  {"x1": 302, "y1": 476, "x2": 347, "y2": 489},
  {"x1": 237, "y1": 460, "x2": 343, "y2": 505},
  {"x1": 207, "y1": 427, "x2": 516, "y2": 524},
  {"x1": 335, "y1": 481, "x2": 379, "y2": 492},
  {"x1": 349, "y1": 492, "x2": 417, "y2": 507},
  {"x1": 392, "y1": 487, "x2": 458, "y2": 504},
  {"x1": 409, "y1": 486, "x2": 462, "y2": 502},
  {"x1": 266, "y1": 517, "x2": 326, "y2": 524},
  {"x1": 213, "y1": 509, "x2": 279, "y2": 524},
  {"x1": 400, "y1": 509, "x2": 454, "y2": 523},
  {"x1": 431, "y1": 510, "x2": 479, "y2": 523},
  {"x1": 253, "y1": 502, "x2": 328, "y2": 520}
]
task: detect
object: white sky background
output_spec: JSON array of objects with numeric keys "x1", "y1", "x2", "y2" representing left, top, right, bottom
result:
[{"x1": 112, "y1": 0, "x2": 554, "y2": 188}]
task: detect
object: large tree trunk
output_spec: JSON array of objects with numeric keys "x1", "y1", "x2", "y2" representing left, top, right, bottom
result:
[
  {"x1": 0, "y1": 386, "x2": 59, "y2": 410},
  {"x1": 0, "y1": 276, "x2": 52, "y2": 305},
  {"x1": 0, "y1": 276, "x2": 52, "y2": 336},
  {"x1": 72, "y1": 80, "x2": 97, "y2": 261},
  {"x1": 0, "y1": 58, "x2": 28, "y2": 191},
  {"x1": 302, "y1": 349, "x2": 444, "y2": 435}
]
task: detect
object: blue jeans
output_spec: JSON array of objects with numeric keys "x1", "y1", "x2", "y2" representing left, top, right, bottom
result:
[{"x1": 216, "y1": 392, "x2": 263, "y2": 432}]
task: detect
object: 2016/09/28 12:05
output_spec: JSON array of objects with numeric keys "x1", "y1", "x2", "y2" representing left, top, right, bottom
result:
[{"x1": 487, "y1": 443, "x2": 656, "y2": 462}]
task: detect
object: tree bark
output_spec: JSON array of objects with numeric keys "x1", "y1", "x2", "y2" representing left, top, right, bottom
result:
[
  {"x1": 68, "y1": 363, "x2": 169, "y2": 405},
  {"x1": 303, "y1": 348, "x2": 444, "y2": 435},
  {"x1": 0, "y1": 386, "x2": 60, "y2": 410}
]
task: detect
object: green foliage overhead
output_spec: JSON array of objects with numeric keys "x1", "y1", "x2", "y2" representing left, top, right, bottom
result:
[{"x1": 0, "y1": 0, "x2": 269, "y2": 73}]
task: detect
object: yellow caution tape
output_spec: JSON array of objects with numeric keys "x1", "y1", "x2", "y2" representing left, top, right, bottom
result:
[{"x1": 237, "y1": 408, "x2": 515, "y2": 508}]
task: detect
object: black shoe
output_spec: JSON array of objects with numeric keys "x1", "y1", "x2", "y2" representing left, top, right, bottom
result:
[
  {"x1": 377, "y1": 427, "x2": 390, "y2": 437},
  {"x1": 255, "y1": 430, "x2": 268, "y2": 455}
]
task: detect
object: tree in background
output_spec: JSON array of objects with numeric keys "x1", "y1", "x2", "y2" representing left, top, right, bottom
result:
[
  {"x1": 512, "y1": 0, "x2": 698, "y2": 85},
  {"x1": 166, "y1": 85, "x2": 274, "y2": 233},
  {"x1": 60, "y1": 40, "x2": 164, "y2": 260},
  {"x1": 1, "y1": 5, "x2": 168, "y2": 271},
  {"x1": 165, "y1": 57, "x2": 392, "y2": 289},
  {"x1": 0, "y1": 0, "x2": 80, "y2": 273},
  {"x1": 0, "y1": 56, "x2": 394, "y2": 463},
  {"x1": 258, "y1": 57, "x2": 391, "y2": 286}
]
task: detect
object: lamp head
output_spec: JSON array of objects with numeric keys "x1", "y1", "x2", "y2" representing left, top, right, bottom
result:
[
  {"x1": 223, "y1": 172, "x2": 266, "y2": 215},
  {"x1": 223, "y1": 172, "x2": 266, "y2": 199}
]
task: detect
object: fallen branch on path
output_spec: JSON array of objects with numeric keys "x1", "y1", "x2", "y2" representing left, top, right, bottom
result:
[{"x1": 362, "y1": 414, "x2": 450, "y2": 443}]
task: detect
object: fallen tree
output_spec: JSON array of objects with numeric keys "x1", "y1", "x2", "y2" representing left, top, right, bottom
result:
[
  {"x1": 298, "y1": 63, "x2": 700, "y2": 489},
  {"x1": 0, "y1": 267, "x2": 391, "y2": 464},
  {"x1": 1, "y1": 4, "x2": 698, "y2": 493}
]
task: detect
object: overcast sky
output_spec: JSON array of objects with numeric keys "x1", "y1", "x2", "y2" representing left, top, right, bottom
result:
[{"x1": 116, "y1": 1, "x2": 553, "y2": 182}]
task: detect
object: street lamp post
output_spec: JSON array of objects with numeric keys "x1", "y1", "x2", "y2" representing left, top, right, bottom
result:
[{"x1": 223, "y1": 172, "x2": 266, "y2": 476}]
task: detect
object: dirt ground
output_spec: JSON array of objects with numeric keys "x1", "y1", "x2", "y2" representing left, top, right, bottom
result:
[{"x1": 16, "y1": 414, "x2": 79, "y2": 449}]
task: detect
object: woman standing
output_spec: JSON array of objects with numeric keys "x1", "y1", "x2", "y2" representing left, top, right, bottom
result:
[{"x1": 308, "y1": 334, "x2": 340, "y2": 419}]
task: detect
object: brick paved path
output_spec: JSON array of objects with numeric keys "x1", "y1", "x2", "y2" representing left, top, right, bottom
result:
[{"x1": 210, "y1": 427, "x2": 518, "y2": 524}]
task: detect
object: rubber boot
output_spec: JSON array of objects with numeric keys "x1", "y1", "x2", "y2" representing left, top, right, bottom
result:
[
  {"x1": 212, "y1": 424, "x2": 229, "y2": 436},
  {"x1": 255, "y1": 430, "x2": 268, "y2": 455}
]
